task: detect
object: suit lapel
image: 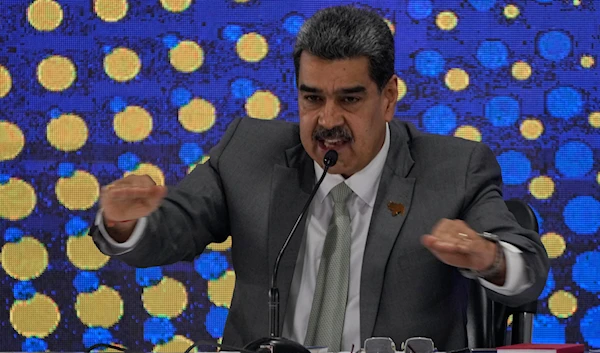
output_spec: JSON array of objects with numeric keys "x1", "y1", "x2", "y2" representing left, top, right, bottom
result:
[
  {"x1": 268, "y1": 143, "x2": 315, "y2": 333},
  {"x1": 360, "y1": 121, "x2": 416, "y2": 341}
]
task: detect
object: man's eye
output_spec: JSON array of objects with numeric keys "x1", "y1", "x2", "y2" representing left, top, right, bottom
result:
[
  {"x1": 305, "y1": 95, "x2": 322, "y2": 102},
  {"x1": 343, "y1": 96, "x2": 360, "y2": 103}
]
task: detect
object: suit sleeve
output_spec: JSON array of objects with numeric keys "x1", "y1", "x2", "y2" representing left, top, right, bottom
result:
[
  {"x1": 461, "y1": 143, "x2": 550, "y2": 307},
  {"x1": 90, "y1": 118, "x2": 244, "y2": 268}
]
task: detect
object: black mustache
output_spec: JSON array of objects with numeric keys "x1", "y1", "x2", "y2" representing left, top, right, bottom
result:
[{"x1": 312, "y1": 126, "x2": 353, "y2": 142}]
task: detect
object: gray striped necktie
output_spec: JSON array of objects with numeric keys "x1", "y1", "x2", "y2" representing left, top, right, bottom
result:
[{"x1": 305, "y1": 182, "x2": 353, "y2": 352}]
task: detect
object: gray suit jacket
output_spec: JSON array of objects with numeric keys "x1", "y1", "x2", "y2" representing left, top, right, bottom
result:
[{"x1": 92, "y1": 118, "x2": 549, "y2": 351}]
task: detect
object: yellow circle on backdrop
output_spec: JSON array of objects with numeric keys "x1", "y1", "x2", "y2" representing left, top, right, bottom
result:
[
  {"x1": 56, "y1": 170, "x2": 100, "y2": 210},
  {"x1": 454, "y1": 125, "x2": 482, "y2": 142},
  {"x1": 597, "y1": 171, "x2": 600, "y2": 185},
  {"x1": 94, "y1": 0, "x2": 128, "y2": 22},
  {"x1": 178, "y1": 98, "x2": 216, "y2": 132},
  {"x1": 10, "y1": 294, "x2": 60, "y2": 338},
  {"x1": 27, "y1": 0, "x2": 63, "y2": 31},
  {"x1": 2, "y1": 237, "x2": 48, "y2": 280},
  {"x1": 37, "y1": 55, "x2": 76, "y2": 91},
  {"x1": 160, "y1": 0, "x2": 192, "y2": 12},
  {"x1": 187, "y1": 156, "x2": 210, "y2": 174},
  {"x1": 170, "y1": 40, "x2": 204, "y2": 73},
  {"x1": 512, "y1": 61, "x2": 531, "y2": 80},
  {"x1": 246, "y1": 90, "x2": 280, "y2": 120},
  {"x1": 504, "y1": 4, "x2": 520, "y2": 19},
  {"x1": 143, "y1": 277, "x2": 188, "y2": 318},
  {"x1": 0, "y1": 178, "x2": 36, "y2": 221},
  {"x1": 529, "y1": 175, "x2": 554, "y2": 200},
  {"x1": 207, "y1": 236, "x2": 232, "y2": 251},
  {"x1": 0, "y1": 65, "x2": 12, "y2": 97},
  {"x1": 384, "y1": 19, "x2": 395, "y2": 35},
  {"x1": 589, "y1": 112, "x2": 600, "y2": 128},
  {"x1": 104, "y1": 48, "x2": 141, "y2": 82},
  {"x1": 153, "y1": 335, "x2": 196, "y2": 353},
  {"x1": 114, "y1": 106, "x2": 153, "y2": 142},
  {"x1": 208, "y1": 270, "x2": 235, "y2": 308},
  {"x1": 541, "y1": 232, "x2": 566, "y2": 259},
  {"x1": 76, "y1": 286, "x2": 123, "y2": 327},
  {"x1": 549, "y1": 290, "x2": 577, "y2": 318},
  {"x1": 397, "y1": 78, "x2": 407, "y2": 101},
  {"x1": 0, "y1": 121, "x2": 25, "y2": 160},
  {"x1": 520, "y1": 119, "x2": 543, "y2": 140},
  {"x1": 67, "y1": 235, "x2": 110, "y2": 270},
  {"x1": 445, "y1": 68, "x2": 469, "y2": 91},
  {"x1": 236, "y1": 33, "x2": 268, "y2": 63},
  {"x1": 47, "y1": 113, "x2": 89, "y2": 151},
  {"x1": 124, "y1": 163, "x2": 165, "y2": 186},
  {"x1": 436, "y1": 11, "x2": 458, "y2": 31},
  {"x1": 581, "y1": 55, "x2": 595, "y2": 69}
]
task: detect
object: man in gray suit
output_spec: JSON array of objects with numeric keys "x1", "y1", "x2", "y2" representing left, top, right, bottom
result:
[{"x1": 92, "y1": 5, "x2": 549, "y2": 352}]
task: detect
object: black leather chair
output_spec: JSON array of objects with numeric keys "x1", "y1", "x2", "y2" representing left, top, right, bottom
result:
[{"x1": 466, "y1": 199, "x2": 539, "y2": 348}]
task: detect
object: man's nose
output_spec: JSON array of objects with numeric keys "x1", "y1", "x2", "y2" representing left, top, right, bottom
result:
[{"x1": 317, "y1": 101, "x2": 344, "y2": 129}]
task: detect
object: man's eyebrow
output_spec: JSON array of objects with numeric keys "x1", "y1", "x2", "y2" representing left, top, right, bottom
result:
[
  {"x1": 299, "y1": 84, "x2": 321, "y2": 93},
  {"x1": 298, "y1": 85, "x2": 367, "y2": 94}
]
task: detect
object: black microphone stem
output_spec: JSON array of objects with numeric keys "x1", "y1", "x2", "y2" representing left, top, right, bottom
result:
[{"x1": 268, "y1": 150, "x2": 337, "y2": 338}]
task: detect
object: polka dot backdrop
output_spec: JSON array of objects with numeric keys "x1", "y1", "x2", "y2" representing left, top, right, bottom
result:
[{"x1": 0, "y1": 0, "x2": 599, "y2": 351}]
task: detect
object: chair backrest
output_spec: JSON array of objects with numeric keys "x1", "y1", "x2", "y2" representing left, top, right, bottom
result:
[{"x1": 466, "y1": 199, "x2": 540, "y2": 348}]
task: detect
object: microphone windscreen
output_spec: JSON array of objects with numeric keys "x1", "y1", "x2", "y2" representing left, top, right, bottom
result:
[{"x1": 323, "y1": 150, "x2": 338, "y2": 167}]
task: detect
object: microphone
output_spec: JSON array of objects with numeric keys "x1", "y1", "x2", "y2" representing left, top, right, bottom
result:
[{"x1": 244, "y1": 150, "x2": 338, "y2": 353}]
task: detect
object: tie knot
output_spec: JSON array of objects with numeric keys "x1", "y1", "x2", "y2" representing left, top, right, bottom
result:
[{"x1": 330, "y1": 182, "x2": 353, "y2": 204}]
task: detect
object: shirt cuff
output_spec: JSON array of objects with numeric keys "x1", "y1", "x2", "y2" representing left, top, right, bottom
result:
[
  {"x1": 477, "y1": 241, "x2": 532, "y2": 295},
  {"x1": 95, "y1": 210, "x2": 147, "y2": 255}
]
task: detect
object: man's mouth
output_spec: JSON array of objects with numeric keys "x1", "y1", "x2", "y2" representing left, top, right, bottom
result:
[{"x1": 318, "y1": 138, "x2": 351, "y2": 150}]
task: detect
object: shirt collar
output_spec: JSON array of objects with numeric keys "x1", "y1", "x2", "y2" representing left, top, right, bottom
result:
[{"x1": 313, "y1": 123, "x2": 391, "y2": 207}]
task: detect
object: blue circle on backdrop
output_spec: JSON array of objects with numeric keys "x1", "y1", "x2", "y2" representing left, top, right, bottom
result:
[
  {"x1": 477, "y1": 40, "x2": 509, "y2": 69},
  {"x1": 205, "y1": 305, "x2": 229, "y2": 338},
  {"x1": 555, "y1": 141, "x2": 593, "y2": 178},
  {"x1": 485, "y1": 96, "x2": 520, "y2": 127},
  {"x1": 532, "y1": 315, "x2": 565, "y2": 343},
  {"x1": 407, "y1": 0, "x2": 433, "y2": 20},
  {"x1": 223, "y1": 25, "x2": 243, "y2": 42},
  {"x1": 415, "y1": 50, "x2": 445, "y2": 77},
  {"x1": 468, "y1": 0, "x2": 497, "y2": 11},
  {"x1": 179, "y1": 143, "x2": 204, "y2": 165},
  {"x1": 283, "y1": 15, "x2": 304, "y2": 35},
  {"x1": 581, "y1": 306, "x2": 600, "y2": 347},
  {"x1": 49, "y1": 108, "x2": 62, "y2": 119},
  {"x1": 22, "y1": 338, "x2": 48, "y2": 352},
  {"x1": 110, "y1": 96, "x2": 127, "y2": 113},
  {"x1": 144, "y1": 317, "x2": 175, "y2": 345},
  {"x1": 546, "y1": 86, "x2": 582, "y2": 119},
  {"x1": 83, "y1": 327, "x2": 113, "y2": 349},
  {"x1": 74, "y1": 271, "x2": 100, "y2": 293},
  {"x1": 538, "y1": 268, "x2": 554, "y2": 299},
  {"x1": 4, "y1": 227, "x2": 24, "y2": 242},
  {"x1": 58, "y1": 163, "x2": 76, "y2": 178},
  {"x1": 538, "y1": 31, "x2": 571, "y2": 61},
  {"x1": 170, "y1": 87, "x2": 192, "y2": 108},
  {"x1": 136, "y1": 267, "x2": 163, "y2": 287},
  {"x1": 563, "y1": 196, "x2": 600, "y2": 235},
  {"x1": 496, "y1": 151, "x2": 531, "y2": 185},
  {"x1": 231, "y1": 78, "x2": 256, "y2": 99},
  {"x1": 422, "y1": 105, "x2": 457, "y2": 135},
  {"x1": 14, "y1": 281, "x2": 36, "y2": 300},
  {"x1": 0, "y1": 174, "x2": 9, "y2": 185},
  {"x1": 573, "y1": 251, "x2": 600, "y2": 293},
  {"x1": 194, "y1": 252, "x2": 229, "y2": 280},
  {"x1": 117, "y1": 152, "x2": 140, "y2": 172},
  {"x1": 162, "y1": 34, "x2": 179, "y2": 49},
  {"x1": 66, "y1": 216, "x2": 89, "y2": 237},
  {"x1": 530, "y1": 205, "x2": 544, "y2": 234}
]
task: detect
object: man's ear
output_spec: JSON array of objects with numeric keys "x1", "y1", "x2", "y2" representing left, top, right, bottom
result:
[{"x1": 383, "y1": 75, "x2": 399, "y2": 122}]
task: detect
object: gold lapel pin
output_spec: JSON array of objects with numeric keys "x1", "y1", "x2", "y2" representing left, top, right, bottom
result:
[{"x1": 387, "y1": 201, "x2": 405, "y2": 216}]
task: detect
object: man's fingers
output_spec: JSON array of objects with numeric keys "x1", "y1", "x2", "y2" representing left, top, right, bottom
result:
[
  {"x1": 103, "y1": 185, "x2": 164, "y2": 201},
  {"x1": 422, "y1": 234, "x2": 471, "y2": 254}
]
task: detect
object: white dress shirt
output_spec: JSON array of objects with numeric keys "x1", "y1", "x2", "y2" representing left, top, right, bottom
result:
[{"x1": 96, "y1": 124, "x2": 532, "y2": 351}]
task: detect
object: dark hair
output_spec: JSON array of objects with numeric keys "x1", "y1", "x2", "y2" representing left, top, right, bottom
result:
[{"x1": 293, "y1": 5, "x2": 395, "y2": 92}]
